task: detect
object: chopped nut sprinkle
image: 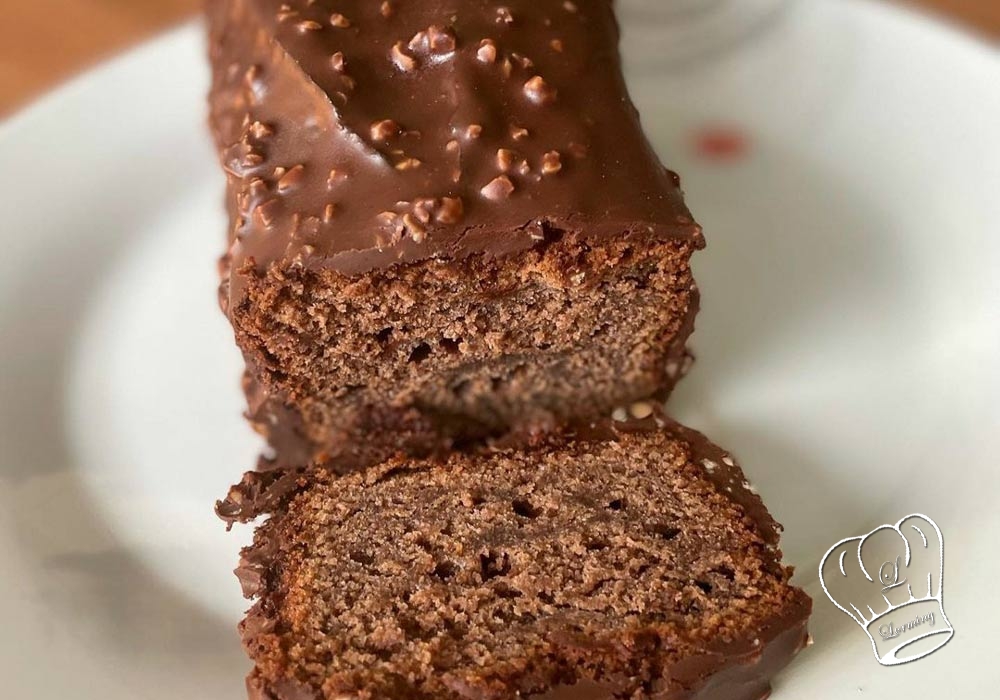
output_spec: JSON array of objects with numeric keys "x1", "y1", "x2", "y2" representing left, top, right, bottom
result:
[
  {"x1": 541, "y1": 151, "x2": 562, "y2": 175},
  {"x1": 427, "y1": 26, "x2": 457, "y2": 53},
  {"x1": 510, "y1": 125, "x2": 529, "y2": 140},
  {"x1": 327, "y1": 169, "x2": 347, "y2": 188},
  {"x1": 330, "y1": 13, "x2": 351, "y2": 28},
  {"x1": 496, "y1": 148, "x2": 517, "y2": 171},
  {"x1": 247, "y1": 178, "x2": 268, "y2": 198},
  {"x1": 477, "y1": 39, "x2": 498, "y2": 64},
  {"x1": 511, "y1": 52, "x2": 534, "y2": 69},
  {"x1": 436, "y1": 197, "x2": 464, "y2": 224},
  {"x1": 277, "y1": 164, "x2": 305, "y2": 191},
  {"x1": 481, "y1": 175, "x2": 515, "y2": 201},
  {"x1": 402, "y1": 214, "x2": 426, "y2": 242},
  {"x1": 412, "y1": 200, "x2": 433, "y2": 224},
  {"x1": 370, "y1": 119, "x2": 401, "y2": 141},
  {"x1": 394, "y1": 157, "x2": 422, "y2": 171},
  {"x1": 408, "y1": 31, "x2": 428, "y2": 52},
  {"x1": 524, "y1": 75, "x2": 557, "y2": 105},
  {"x1": 391, "y1": 42, "x2": 418, "y2": 72},
  {"x1": 243, "y1": 65, "x2": 260, "y2": 86},
  {"x1": 248, "y1": 121, "x2": 274, "y2": 139},
  {"x1": 296, "y1": 20, "x2": 322, "y2": 32},
  {"x1": 254, "y1": 199, "x2": 280, "y2": 227}
]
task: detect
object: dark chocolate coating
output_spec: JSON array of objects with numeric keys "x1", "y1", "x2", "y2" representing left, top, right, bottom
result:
[
  {"x1": 245, "y1": 618, "x2": 810, "y2": 700},
  {"x1": 531, "y1": 612, "x2": 810, "y2": 700},
  {"x1": 208, "y1": 0, "x2": 701, "y2": 310}
]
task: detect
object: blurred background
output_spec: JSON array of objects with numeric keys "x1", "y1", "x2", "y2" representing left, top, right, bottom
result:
[{"x1": 0, "y1": 0, "x2": 997, "y2": 116}]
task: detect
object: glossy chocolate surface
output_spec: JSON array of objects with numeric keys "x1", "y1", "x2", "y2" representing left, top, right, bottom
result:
[{"x1": 208, "y1": 0, "x2": 701, "y2": 309}]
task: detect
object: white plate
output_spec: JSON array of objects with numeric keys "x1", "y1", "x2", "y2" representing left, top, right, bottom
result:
[{"x1": 1, "y1": 1, "x2": 998, "y2": 697}]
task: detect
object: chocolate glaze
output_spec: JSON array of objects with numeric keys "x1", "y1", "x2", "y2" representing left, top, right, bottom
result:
[
  {"x1": 240, "y1": 367, "x2": 317, "y2": 468},
  {"x1": 530, "y1": 612, "x2": 810, "y2": 700},
  {"x1": 207, "y1": 0, "x2": 702, "y2": 311}
]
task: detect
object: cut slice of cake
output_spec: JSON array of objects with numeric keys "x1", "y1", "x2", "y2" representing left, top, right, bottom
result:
[
  {"x1": 229, "y1": 412, "x2": 811, "y2": 700},
  {"x1": 207, "y1": 0, "x2": 703, "y2": 467}
]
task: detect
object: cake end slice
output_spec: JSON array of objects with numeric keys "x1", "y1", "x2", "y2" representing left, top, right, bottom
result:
[{"x1": 233, "y1": 414, "x2": 811, "y2": 700}]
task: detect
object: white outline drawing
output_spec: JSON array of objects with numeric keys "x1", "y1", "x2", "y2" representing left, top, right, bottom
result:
[{"x1": 819, "y1": 514, "x2": 954, "y2": 666}]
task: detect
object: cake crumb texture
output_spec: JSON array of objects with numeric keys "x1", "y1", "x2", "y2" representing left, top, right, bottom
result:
[{"x1": 238, "y1": 421, "x2": 811, "y2": 700}]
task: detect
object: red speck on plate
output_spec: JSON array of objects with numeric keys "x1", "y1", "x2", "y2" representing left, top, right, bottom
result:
[{"x1": 692, "y1": 126, "x2": 751, "y2": 162}]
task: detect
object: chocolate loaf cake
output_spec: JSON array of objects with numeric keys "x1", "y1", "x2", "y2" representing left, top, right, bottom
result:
[
  {"x1": 207, "y1": 0, "x2": 704, "y2": 466},
  {"x1": 230, "y1": 412, "x2": 811, "y2": 700}
]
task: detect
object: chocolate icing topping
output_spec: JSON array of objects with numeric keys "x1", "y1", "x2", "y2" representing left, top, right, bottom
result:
[
  {"x1": 527, "y1": 613, "x2": 810, "y2": 700},
  {"x1": 208, "y1": 0, "x2": 700, "y2": 309}
]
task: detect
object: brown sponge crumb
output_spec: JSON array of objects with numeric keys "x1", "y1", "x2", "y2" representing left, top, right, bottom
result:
[
  {"x1": 232, "y1": 236, "x2": 699, "y2": 467},
  {"x1": 236, "y1": 416, "x2": 810, "y2": 700}
]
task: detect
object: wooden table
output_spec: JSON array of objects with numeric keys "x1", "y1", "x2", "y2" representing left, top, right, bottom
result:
[{"x1": 1, "y1": 0, "x2": 996, "y2": 115}]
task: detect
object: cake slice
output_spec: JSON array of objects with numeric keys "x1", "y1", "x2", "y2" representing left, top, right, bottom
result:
[
  {"x1": 207, "y1": 0, "x2": 703, "y2": 467},
  {"x1": 229, "y1": 412, "x2": 811, "y2": 700}
]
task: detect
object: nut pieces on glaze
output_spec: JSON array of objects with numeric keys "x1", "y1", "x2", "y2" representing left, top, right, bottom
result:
[{"x1": 208, "y1": 0, "x2": 699, "y2": 284}]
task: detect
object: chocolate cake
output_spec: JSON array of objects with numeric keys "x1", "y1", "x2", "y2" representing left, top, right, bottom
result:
[
  {"x1": 230, "y1": 412, "x2": 811, "y2": 700},
  {"x1": 207, "y1": 0, "x2": 704, "y2": 466}
]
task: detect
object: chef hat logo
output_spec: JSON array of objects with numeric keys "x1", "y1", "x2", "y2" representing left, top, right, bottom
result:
[{"x1": 819, "y1": 514, "x2": 954, "y2": 666}]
